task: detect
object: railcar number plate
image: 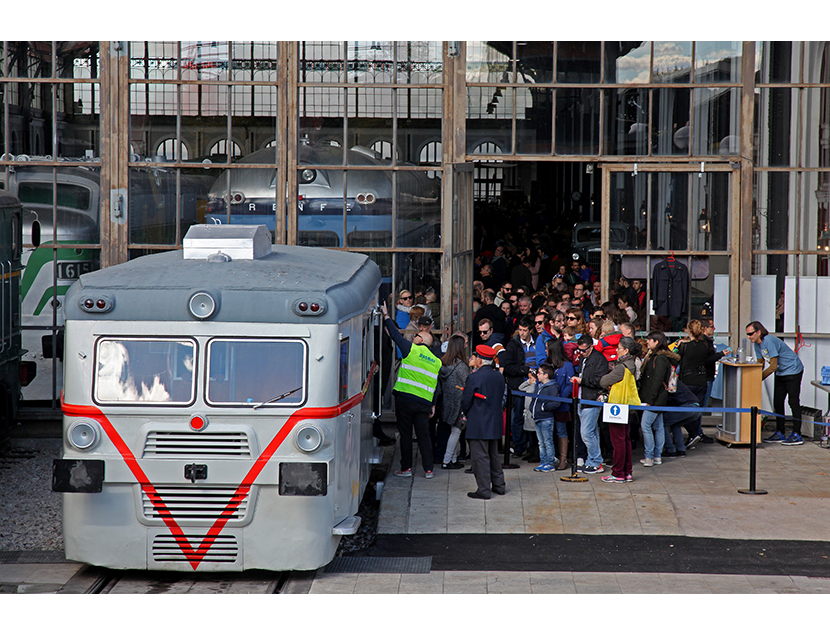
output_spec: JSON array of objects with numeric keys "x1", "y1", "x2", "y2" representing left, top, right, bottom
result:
[{"x1": 57, "y1": 260, "x2": 96, "y2": 280}]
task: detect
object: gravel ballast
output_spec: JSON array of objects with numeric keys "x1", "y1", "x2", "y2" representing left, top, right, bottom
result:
[{"x1": 0, "y1": 438, "x2": 64, "y2": 552}]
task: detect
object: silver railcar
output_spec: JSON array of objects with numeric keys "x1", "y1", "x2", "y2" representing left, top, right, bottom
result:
[
  {"x1": 206, "y1": 143, "x2": 441, "y2": 250},
  {"x1": 53, "y1": 224, "x2": 382, "y2": 571}
]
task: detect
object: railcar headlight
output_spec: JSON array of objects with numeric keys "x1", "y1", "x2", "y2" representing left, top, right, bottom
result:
[
  {"x1": 295, "y1": 424, "x2": 323, "y2": 453},
  {"x1": 68, "y1": 420, "x2": 100, "y2": 451},
  {"x1": 299, "y1": 169, "x2": 316, "y2": 184},
  {"x1": 189, "y1": 291, "x2": 218, "y2": 320}
]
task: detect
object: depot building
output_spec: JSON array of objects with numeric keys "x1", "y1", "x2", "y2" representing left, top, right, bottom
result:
[{"x1": 2, "y1": 41, "x2": 829, "y2": 416}]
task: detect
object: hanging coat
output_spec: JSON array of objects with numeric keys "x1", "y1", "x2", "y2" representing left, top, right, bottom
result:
[{"x1": 652, "y1": 258, "x2": 689, "y2": 317}]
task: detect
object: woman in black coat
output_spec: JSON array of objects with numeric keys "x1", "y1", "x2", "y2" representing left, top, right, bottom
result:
[{"x1": 677, "y1": 320, "x2": 709, "y2": 406}]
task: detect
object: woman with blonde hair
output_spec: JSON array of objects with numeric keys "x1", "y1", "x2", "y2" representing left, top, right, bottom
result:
[{"x1": 678, "y1": 319, "x2": 709, "y2": 408}]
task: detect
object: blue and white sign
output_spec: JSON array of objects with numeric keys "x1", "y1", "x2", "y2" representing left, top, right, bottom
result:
[{"x1": 603, "y1": 403, "x2": 629, "y2": 423}]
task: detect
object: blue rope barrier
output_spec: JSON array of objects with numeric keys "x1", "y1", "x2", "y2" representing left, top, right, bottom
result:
[
  {"x1": 510, "y1": 391, "x2": 815, "y2": 422},
  {"x1": 511, "y1": 389, "x2": 749, "y2": 413}
]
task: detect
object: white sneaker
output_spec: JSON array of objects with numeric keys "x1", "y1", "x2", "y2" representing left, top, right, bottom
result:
[
  {"x1": 653, "y1": 457, "x2": 662, "y2": 465},
  {"x1": 577, "y1": 458, "x2": 585, "y2": 467},
  {"x1": 640, "y1": 458, "x2": 654, "y2": 467}
]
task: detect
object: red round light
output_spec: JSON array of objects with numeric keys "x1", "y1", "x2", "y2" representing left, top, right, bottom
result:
[
  {"x1": 83, "y1": 298, "x2": 94, "y2": 309},
  {"x1": 310, "y1": 303, "x2": 320, "y2": 312},
  {"x1": 190, "y1": 415, "x2": 205, "y2": 431},
  {"x1": 96, "y1": 299, "x2": 106, "y2": 309},
  {"x1": 298, "y1": 302, "x2": 308, "y2": 311}
]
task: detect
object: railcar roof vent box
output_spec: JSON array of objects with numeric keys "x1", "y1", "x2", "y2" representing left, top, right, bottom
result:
[{"x1": 183, "y1": 224, "x2": 271, "y2": 261}]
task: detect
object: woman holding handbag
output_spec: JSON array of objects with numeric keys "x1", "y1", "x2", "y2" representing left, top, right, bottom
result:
[
  {"x1": 598, "y1": 336, "x2": 640, "y2": 483},
  {"x1": 638, "y1": 331, "x2": 679, "y2": 467}
]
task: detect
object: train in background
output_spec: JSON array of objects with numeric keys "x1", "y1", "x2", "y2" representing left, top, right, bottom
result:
[
  {"x1": 53, "y1": 224, "x2": 382, "y2": 571},
  {"x1": 0, "y1": 157, "x2": 214, "y2": 401},
  {"x1": 9, "y1": 142, "x2": 439, "y2": 407},
  {"x1": 0, "y1": 192, "x2": 36, "y2": 436},
  {"x1": 205, "y1": 142, "x2": 441, "y2": 252}
]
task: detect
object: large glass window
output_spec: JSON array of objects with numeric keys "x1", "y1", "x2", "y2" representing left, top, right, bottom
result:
[
  {"x1": 207, "y1": 339, "x2": 306, "y2": 407},
  {"x1": 297, "y1": 41, "x2": 443, "y2": 306},
  {"x1": 95, "y1": 339, "x2": 196, "y2": 404},
  {"x1": 129, "y1": 41, "x2": 279, "y2": 247},
  {"x1": 555, "y1": 88, "x2": 600, "y2": 155},
  {"x1": 465, "y1": 42, "x2": 744, "y2": 158},
  {"x1": 2, "y1": 42, "x2": 102, "y2": 407}
]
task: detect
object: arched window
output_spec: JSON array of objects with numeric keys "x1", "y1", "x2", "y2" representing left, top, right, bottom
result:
[
  {"x1": 418, "y1": 140, "x2": 442, "y2": 179},
  {"x1": 208, "y1": 139, "x2": 242, "y2": 160},
  {"x1": 155, "y1": 138, "x2": 189, "y2": 161},
  {"x1": 370, "y1": 139, "x2": 394, "y2": 161}
]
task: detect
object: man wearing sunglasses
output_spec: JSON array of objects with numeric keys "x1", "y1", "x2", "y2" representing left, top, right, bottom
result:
[
  {"x1": 746, "y1": 321, "x2": 804, "y2": 445},
  {"x1": 495, "y1": 282, "x2": 513, "y2": 308},
  {"x1": 473, "y1": 289, "x2": 505, "y2": 347},
  {"x1": 477, "y1": 318, "x2": 504, "y2": 351}
]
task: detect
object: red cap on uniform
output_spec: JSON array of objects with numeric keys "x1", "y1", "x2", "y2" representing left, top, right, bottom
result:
[{"x1": 475, "y1": 344, "x2": 497, "y2": 360}]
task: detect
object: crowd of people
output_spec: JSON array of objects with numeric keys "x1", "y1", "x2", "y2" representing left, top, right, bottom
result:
[{"x1": 382, "y1": 235, "x2": 806, "y2": 496}]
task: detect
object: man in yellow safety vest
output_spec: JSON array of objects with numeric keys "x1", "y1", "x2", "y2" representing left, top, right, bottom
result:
[{"x1": 382, "y1": 302, "x2": 441, "y2": 479}]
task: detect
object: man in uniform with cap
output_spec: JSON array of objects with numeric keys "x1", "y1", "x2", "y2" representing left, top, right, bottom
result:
[{"x1": 461, "y1": 345, "x2": 507, "y2": 499}]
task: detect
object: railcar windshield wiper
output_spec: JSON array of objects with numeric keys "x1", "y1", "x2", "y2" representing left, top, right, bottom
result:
[{"x1": 252, "y1": 386, "x2": 303, "y2": 410}]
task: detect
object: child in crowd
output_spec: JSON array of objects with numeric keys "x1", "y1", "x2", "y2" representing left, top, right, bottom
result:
[
  {"x1": 596, "y1": 319, "x2": 622, "y2": 362},
  {"x1": 562, "y1": 326, "x2": 580, "y2": 363},
  {"x1": 531, "y1": 364, "x2": 561, "y2": 473}
]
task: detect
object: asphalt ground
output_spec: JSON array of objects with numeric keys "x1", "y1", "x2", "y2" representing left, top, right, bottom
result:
[{"x1": 363, "y1": 533, "x2": 830, "y2": 577}]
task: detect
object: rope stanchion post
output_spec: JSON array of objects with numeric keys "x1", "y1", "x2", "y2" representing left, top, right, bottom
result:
[
  {"x1": 502, "y1": 388, "x2": 519, "y2": 469},
  {"x1": 738, "y1": 405, "x2": 767, "y2": 495}
]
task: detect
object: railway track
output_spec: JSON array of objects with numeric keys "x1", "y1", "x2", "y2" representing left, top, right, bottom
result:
[{"x1": 81, "y1": 567, "x2": 297, "y2": 594}]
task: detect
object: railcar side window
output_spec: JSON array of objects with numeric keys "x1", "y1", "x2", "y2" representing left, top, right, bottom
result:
[
  {"x1": 207, "y1": 339, "x2": 306, "y2": 406},
  {"x1": 18, "y1": 182, "x2": 92, "y2": 212},
  {"x1": 339, "y1": 337, "x2": 349, "y2": 403},
  {"x1": 94, "y1": 339, "x2": 196, "y2": 404}
]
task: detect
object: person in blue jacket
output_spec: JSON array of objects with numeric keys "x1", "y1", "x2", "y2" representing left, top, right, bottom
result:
[
  {"x1": 545, "y1": 338, "x2": 575, "y2": 470},
  {"x1": 461, "y1": 345, "x2": 507, "y2": 499},
  {"x1": 531, "y1": 364, "x2": 561, "y2": 473}
]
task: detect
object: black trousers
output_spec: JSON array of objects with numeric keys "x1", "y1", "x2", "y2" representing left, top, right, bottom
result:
[
  {"x1": 469, "y1": 438, "x2": 505, "y2": 498},
  {"x1": 395, "y1": 394, "x2": 434, "y2": 472},
  {"x1": 774, "y1": 371, "x2": 803, "y2": 435}
]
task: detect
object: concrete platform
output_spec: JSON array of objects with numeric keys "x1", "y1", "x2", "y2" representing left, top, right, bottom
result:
[{"x1": 310, "y1": 419, "x2": 830, "y2": 594}]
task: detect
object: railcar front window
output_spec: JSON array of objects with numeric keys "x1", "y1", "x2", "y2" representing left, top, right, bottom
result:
[
  {"x1": 207, "y1": 339, "x2": 306, "y2": 406},
  {"x1": 94, "y1": 339, "x2": 196, "y2": 404}
]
